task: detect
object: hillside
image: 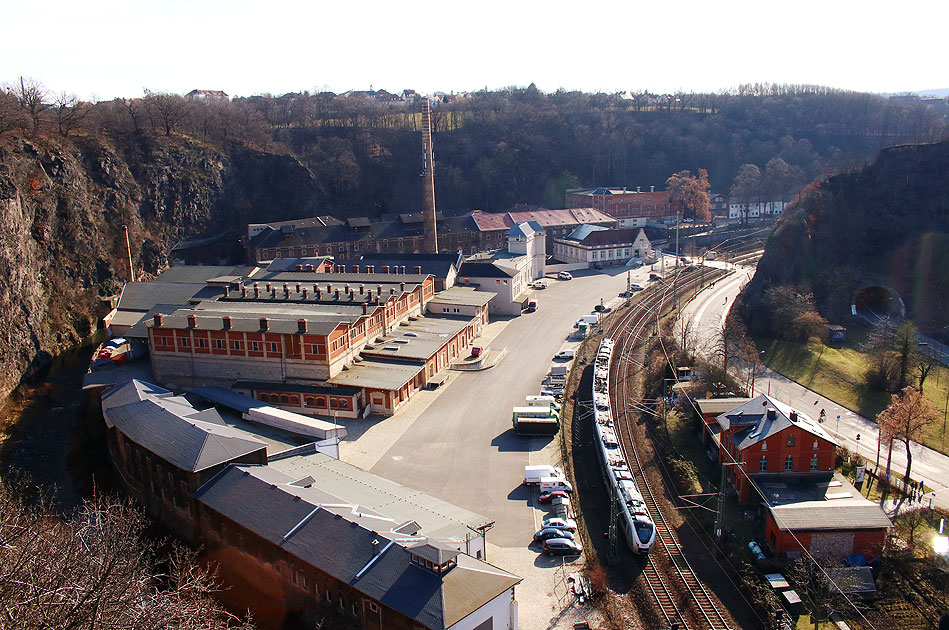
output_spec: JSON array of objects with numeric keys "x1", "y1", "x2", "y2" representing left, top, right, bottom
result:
[
  {"x1": 0, "y1": 132, "x2": 319, "y2": 399},
  {"x1": 740, "y1": 140, "x2": 949, "y2": 337}
]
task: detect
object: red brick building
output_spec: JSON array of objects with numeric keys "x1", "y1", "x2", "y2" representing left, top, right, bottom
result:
[
  {"x1": 565, "y1": 187, "x2": 676, "y2": 227},
  {"x1": 711, "y1": 395, "x2": 838, "y2": 504}
]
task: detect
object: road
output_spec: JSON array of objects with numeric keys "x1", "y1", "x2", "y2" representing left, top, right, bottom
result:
[
  {"x1": 370, "y1": 264, "x2": 657, "y2": 546},
  {"x1": 681, "y1": 264, "x2": 949, "y2": 512}
]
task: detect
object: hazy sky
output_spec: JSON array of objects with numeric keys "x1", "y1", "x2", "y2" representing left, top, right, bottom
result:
[{"x1": 3, "y1": 0, "x2": 946, "y2": 100}]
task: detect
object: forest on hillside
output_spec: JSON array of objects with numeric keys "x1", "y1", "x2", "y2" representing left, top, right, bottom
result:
[{"x1": 3, "y1": 79, "x2": 947, "y2": 217}]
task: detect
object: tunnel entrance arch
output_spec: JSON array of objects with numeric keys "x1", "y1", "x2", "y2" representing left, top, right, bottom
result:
[{"x1": 853, "y1": 286, "x2": 906, "y2": 322}]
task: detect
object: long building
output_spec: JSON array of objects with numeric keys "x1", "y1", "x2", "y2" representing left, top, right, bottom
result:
[
  {"x1": 98, "y1": 378, "x2": 521, "y2": 630},
  {"x1": 565, "y1": 187, "x2": 676, "y2": 227}
]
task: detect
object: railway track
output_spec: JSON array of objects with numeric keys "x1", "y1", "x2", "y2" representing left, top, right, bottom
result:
[{"x1": 604, "y1": 269, "x2": 731, "y2": 630}]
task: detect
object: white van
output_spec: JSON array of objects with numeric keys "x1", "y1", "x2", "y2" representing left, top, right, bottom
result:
[
  {"x1": 555, "y1": 349, "x2": 576, "y2": 360},
  {"x1": 524, "y1": 465, "x2": 563, "y2": 485},
  {"x1": 540, "y1": 477, "x2": 573, "y2": 493},
  {"x1": 525, "y1": 395, "x2": 562, "y2": 412}
]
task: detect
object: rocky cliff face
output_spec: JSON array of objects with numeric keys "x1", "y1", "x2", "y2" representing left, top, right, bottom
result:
[
  {"x1": 0, "y1": 132, "x2": 319, "y2": 399},
  {"x1": 741, "y1": 140, "x2": 949, "y2": 335}
]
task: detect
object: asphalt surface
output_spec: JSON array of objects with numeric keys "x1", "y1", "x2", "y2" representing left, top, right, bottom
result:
[
  {"x1": 681, "y1": 265, "x2": 949, "y2": 512},
  {"x1": 370, "y1": 264, "x2": 660, "y2": 547}
]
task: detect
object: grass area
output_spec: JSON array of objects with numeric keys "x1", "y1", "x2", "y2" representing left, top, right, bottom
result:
[{"x1": 755, "y1": 330, "x2": 949, "y2": 454}]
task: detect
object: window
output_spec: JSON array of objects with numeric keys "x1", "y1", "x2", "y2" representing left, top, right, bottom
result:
[
  {"x1": 305, "y1": 397, "x2": 315, "y2": 407},
  {"x1": 196, "y1": 338, "x2": 207, "y2": 348},
  {"x1": 810, "y1": 454, "x2": 819, "y2": 471},
  {"x1": 280, "y1": 395, "x2": 289, "y2": 405},
  {"x1": 259, "y1": 393, "x2": 270, "y2": 403},
  {"x1": 813, "y1": 440, "x2": 819, "y2": 450},
  {"x1": 268, "y1": 342, "x2": 279, "y2": 353},
  {"x1": 232, "y1": 339, "x2": 243, "y2": 350},
  {"x1": 760, "y1": 441, "x2": 767, "y2": 451},
  {"x1": 787, "y1": 433, "x2": 795, "y2": 446},
  {"x1": 179, "y1": 337, "x2": 190, "y2": 348},
  {"x1": 316, "y1": 398, "x2": 327, "y2": 408},
  {"x1": 785, "y1": 456, "x2": 793, "y2": 472},
  {"x1": 326, "y1": 591, "x2": 332, "y2": 603},
  {"x1": 759, "y1": 457, "x2": 767, "y2": 472},
  {"x1": 213, "y1": 339, "x2": 224, "y2": 350},
  {"x1": 351, "y1": 603, "x2": 358, "y2": 617},
  {"x1": 250, "y1": 341, "x2": 260, "y2": 352}
]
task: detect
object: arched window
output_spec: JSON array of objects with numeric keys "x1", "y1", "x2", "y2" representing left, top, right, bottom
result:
[
  {"x1": 290, "y1": 395, "x2": 300, "y2": 406},
  {"x1": 280, "y1": 394, "x2": 289, "y2": 405},
  {"x1": 785, "y1": 456, "x2": 794, "y2": 472},
  {"x1": 305, "y1": 397, "x2": 315, "y2": 408},
  {"x1": 316, "y1": 397, "x2": 327, "y2": 408},
  {"x1": 759, "y1": 457, "x2": 767, "y2": 472},
  {"x1": 259, "y1": 393, "x2": 269, "y2": 403}
]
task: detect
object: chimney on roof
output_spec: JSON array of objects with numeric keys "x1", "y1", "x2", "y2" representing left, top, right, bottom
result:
[
  {"x1": 650, "y1": 185, "x2": 655, "y2": 192},
  {"x1": 260, "y1": 317, "x2": 269, "y2": 331},
  {"x1": 153, "y1": 313, "x2": 163, "y2": 327},
  {"x1": 636, "y1": 186, "x2": 641, "y2": 193},
  {"x1": 305, "y1": 263, "x2": 314, "y2": 272},
  {"x1": 401, "y1": 265, "x2": 406, "y2": 274},
  {"x1": 351, "y1": 264, "x2": 359, "y2": 273},
  {"x1": 623, "y1": 186, "x2": 627, "y2": 193},
  {"x1": 254, "y1": 284, "x2": 260, "y2": 298},
  {"x1": 368, "y1": 265, "x2": 375, "y2": 274},
  {"x1": 223, "y1": 316, "x2": 232, "y2": 330},
  {"x1": 224, "y1": 285, "x2": 229, "y2": 298},
  {"x1": 266, "y1": 283, "x2": 271, "y2": 292},
  {"x1": 334, "y1": 289, "x2": 340, "y2": 300},
  {"x1": 296, "y1": 264, "x2": 303, "y2": 271},
  {"x1": 789, "y1": 410, "x2": 798, "y2": 422},
  {"x1": 271, "y1": 287, "x2": 277, "y2": 299},
  {"x1": 283, "y1": 283, "x2": 290, "y2": 298},
  {"x1": 345, "y1": 284, "x2": 350, "y2": 294},
  {"x1": 295, "y1": 283, "x2": 301, "y2": 293},
  {"x1": 241, "y1": 286, "x2": 247, "y2": 298},
  {"x1": 187, "y1": 314, "x2": 197, "y2": 328},
  {"x1": 767, "y1": 408, "x2": 777, "y2": 420},
  {"x1": 316, "y1": 287, "x2": 322, "y2": 299},
  {"x1": 359, "y1": 284, "x2": 364, "y2": 294},
  {"x1": 414, "y1": 265, "x2": 422, "y2": 274},
  {"x1": 400, "y1": 282, "x2": 406, "y2": 293},
  {"x1": 382, "y1": 265, "x2": 390, "y2": 274},
  {"x1": 327, "y1": 284, "x2": 333, "y2": 293},
  {"x1": 390, "y1": 288, "x2": 396, "y2": 295},
  {"x1": 362, "y1": 303, "x2": 368, "y2": 315},
  {"x1": 298, "y1": 318, "x2": 307, "y2": 333},
  {"x1": 377, "y1": 285, "x2": 382, "y2": 294},
  {"x1": 302, "y1": 287, "x2": 308, "y2": 299},
  {"x1": 371, "y1": 539, "x2": 380, "y2": 556}
]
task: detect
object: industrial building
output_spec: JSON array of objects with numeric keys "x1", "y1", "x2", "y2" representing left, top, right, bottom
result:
[
  {"x1": 565, "y1": 186, "x2": 676, "y2": 227},
  {"x1": 550, "y1": 226, "x2": 653, "y2": 267}
]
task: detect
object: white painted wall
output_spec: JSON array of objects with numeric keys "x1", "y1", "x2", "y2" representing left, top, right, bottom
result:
[{"x1": 447, "y1": 587, "x2": 517, "y2": 630}]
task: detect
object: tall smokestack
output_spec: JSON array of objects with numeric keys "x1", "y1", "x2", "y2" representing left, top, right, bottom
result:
[{"x1": 421, "y1": 99, "x2": 439, "y2": 254}]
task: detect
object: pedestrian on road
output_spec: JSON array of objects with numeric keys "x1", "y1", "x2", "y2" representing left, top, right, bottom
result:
[{"x1": 723, "y1": 297, "x2": 727, "y2": 304}]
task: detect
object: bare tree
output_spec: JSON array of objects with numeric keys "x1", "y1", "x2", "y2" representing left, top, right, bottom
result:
[
  {"x1": 143, "y1": 90, "x2": 191, "y2": 136},
  {"x1": 0, "y1": 87, "x2": 27, "y2": 134},
  {"x1": 878, "y1": 386, "x2": 939, "y2": 493},
  {"x1": 53, "y1": 91, "x2": 90, "y2": 137},
  {"x1": 0, "y1": 480, "x2": 254, "y2": 629},
  {"x1": 13, "y1": 76, "x2": 49, "y2": 134}
]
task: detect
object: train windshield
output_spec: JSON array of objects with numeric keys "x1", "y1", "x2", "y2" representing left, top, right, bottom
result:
[{"x1": 636, "y1": 523, "x2": 654, "y2": 544}]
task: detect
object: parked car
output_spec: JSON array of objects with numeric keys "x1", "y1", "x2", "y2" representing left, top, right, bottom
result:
[
  {"x1": 533, "y1": 527, "x2": 574, "y2": 542},
  {"x1": 649, "y1": 273, "x2": 661, "y2": 281},
  {"x1": 471, "y1": 346, "x2": 483, "y2": 358},
  {"x1": 542, "y1": 517, "x2": 577, "y2": 532},
  {"x1": 532, "y1": 279, "x2": 548, "y2": 289},
  {"x1": 538, "y1": 490, "x2": 569, "y2": 504},
  {"x1": 526, "y1": 300, "x2": 538, "y2": 313},
  {"x1": 558, "y1": 271, "x2": 573, "y2": 280},
  {"x1": 543, "y1": 538, "x2": 582, "y2": 556},
  {"x1": 555, "y1": 349, "x2": 576, "y2": 360},
  {"x1": 593, "y1": 304, "x2": 611, "y2": 313},
  {"x1": 630, "y1": 283, "x2": 645, "y2": 291}
]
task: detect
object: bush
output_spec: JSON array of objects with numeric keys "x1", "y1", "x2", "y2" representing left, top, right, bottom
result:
[{"x1": 668, "y1": 458, "x2": 702, "y2": 495}]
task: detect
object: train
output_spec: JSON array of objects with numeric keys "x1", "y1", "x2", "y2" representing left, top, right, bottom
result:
[{"x1": 592, "y1": 338, "x2": 656, "y2": 554}]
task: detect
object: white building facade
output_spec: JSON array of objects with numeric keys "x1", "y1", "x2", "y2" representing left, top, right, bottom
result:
[{"x1": 552, "y1": 226, "x2": 652, "y2": 267}]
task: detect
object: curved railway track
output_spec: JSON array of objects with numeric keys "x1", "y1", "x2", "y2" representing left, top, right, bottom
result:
[{"x1": 604, "y1": 268, "x2": 732, "y2": 630}]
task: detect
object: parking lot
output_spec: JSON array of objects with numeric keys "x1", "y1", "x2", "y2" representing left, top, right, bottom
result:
[{"x1": 339, "y1": 262, "x2": 666, "y2": 629}]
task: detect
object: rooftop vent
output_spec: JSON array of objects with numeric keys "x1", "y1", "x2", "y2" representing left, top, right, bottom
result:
[
  {"x1": 222, "y1": 316, "x2": 232, "y2": 330},
  {"x1": 260, "y1": 317, "x2": 270, "y2": 331},
  {"x1": 298, "y1": 319, "x2": 307, "y2": 333}
]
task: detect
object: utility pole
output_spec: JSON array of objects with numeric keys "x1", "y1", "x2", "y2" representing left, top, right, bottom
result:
[
  {"x1": 124, "y1": 225, "x2": 134, "y2": 282},
  {"x1": 672, "y1": 210, "x2": 680, "y2": 309},
  {"x1": 626, "y1": 271, "x2": 631, "y2": 307}
]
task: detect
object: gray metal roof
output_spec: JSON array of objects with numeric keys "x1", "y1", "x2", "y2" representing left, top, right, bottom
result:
[
  {"x1": 721, "y1": 395, "x2": 836, "y2": 449},
  {"x1": 145, "y1": 310, "x2": 350, "y2": 336},
  {"x1": 102, "y1": 398, "x2": 267, "y2": 472},
  {"x1": 769, "y1": 502, "x2": 892, "y2": 531},
  {"x1": 328, "y1": 359, "x2": 424, "y2": 390},
  {"x1": 695, "y1": 398, "x2": 753, "y2": 416},
  {"x1": 457, "y1": 262, "x2": 517, "y2": 279},
  {"x1": 361, "y1": 317, "x2": 469, "y2": 361},
  {"x1": 563, "y1": 224, "x2": 608, "y2": 242},
  {"x1": 267, "y1": 452, "x2": 494, "y2": 541},
  {"x1": 427, "y1": 287, "x2": 494, "y2": 307},
  {"x1": 193, "y1": 464, "x2": 518, "y2": 629},
  {"x1": 116, "y1": 282, "x2": 218, "y2": 312},
  {"x1": 151, "y1": 265, "x2": 259, "y2": 284}
]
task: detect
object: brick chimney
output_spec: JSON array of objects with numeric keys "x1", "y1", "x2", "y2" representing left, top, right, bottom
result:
[
  {"x1": 298, "y1": 318, "x2": 307, "y2": 333},
  {"x1": 266, "y1": 282, "x2": 271, "y2": 292},
  {"x1": 254, "y1": 283, "x2": 260, "y2": 298},
  {"x1": 222, "y1": 316, "x2": 232, "y2": 330},
  {"x1": 224, "y1": 286, "x2": 230, "y2": 298},
  {"x1": 295, "y1": 264, "x2": 303, "y2": 271},
  {"x1": 382, "y1": 265, "x2": 390, "y2": 274},
  {"x1": 362, "y1": 303, "x2": 368, "y2": 315},
  {"x1": 260, "y1": 317, "x2": 269, "y2": 331},
  {"x1": 400, "y1": 282, "x2": 406, "y2": 293},
  {"x1": 271, "y1": 287, "x2": 277, "y2": 299},
  {"x1": 241, "y1": 287, "x2": 247, "y2": 298},
  {"x1": 359, "y1": 284, "x2": 364, "y2": 294},
  {"x1": 302, "y1": 288, "x2": 308, "y2": 299},
  {"x1": 295, "y1": 283, "x2": 301, "y2": 293},
  {"x1": 351, "y1": 264, "x2": 360, "y2": 273},
  {"x1": 334, "y1": 289, "x2": 340, "y2": 300},
  {"x1": 414, "y1": 265, "x2": 422, "y2": 274},
  {"x1": 368, "y1": 265, "x2": 375, "y2": 274},
  {"x1": 305, "y1": 263, "x2": 314, "y2": 272},
  {"x1": 153, "y1": 313, "x2": 163, "y2": 326}
]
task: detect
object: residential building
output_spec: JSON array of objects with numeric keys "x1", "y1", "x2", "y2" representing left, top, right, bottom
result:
[
  {"x1": 728, "y1": 199, "x2": 786, "y2": 220},
  {"x1": 711, "y1": 395, "x2": 838, "y2": 504},
  {"x1": 565, "y1": 187, "x2": 676, "y2": 226},
  {"x1": 185, "y1": 89, "x2": 229, "y2": 100},
  {"x1": 709, "y1": 193, "x2": 729, "y2": 217},
  {"x1": 456, "y1": 222, "x2": 545, "y2": 315},
  {"x1": 551, "y1": 226, "x2": 652, "y2": 267}
]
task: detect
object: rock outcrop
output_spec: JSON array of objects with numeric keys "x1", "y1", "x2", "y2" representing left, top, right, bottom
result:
[{"x1": 0, "y1": 132, "x2": 319, "y2": 398}]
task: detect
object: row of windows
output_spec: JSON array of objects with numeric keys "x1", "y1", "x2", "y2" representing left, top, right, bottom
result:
[
  {"x1": 258, "y1": 392, "x2": 351, "y2": 410},
  {"x1": 759, "y1": 455, "x2": 819, "y2": 472}
]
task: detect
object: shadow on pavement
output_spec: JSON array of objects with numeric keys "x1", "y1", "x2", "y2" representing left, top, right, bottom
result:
[{"x1": 491, "y1": 428, "x2": 547, "y2": 452}]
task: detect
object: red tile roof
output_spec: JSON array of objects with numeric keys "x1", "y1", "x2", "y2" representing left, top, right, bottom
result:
[{"x1": 470, "y1": 208, "x2": 615, "y2": 232}]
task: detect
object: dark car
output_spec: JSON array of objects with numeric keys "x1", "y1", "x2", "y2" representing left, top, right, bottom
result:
[
  {"x1": 533, "y1": 528, "x2": 574, "y2": 542},
  {"x1": 543, "y1": 538, "x2": 582, "y2": 556},
  {"x1": 538, "y1": 490, "x2": 569, "y2": 504}
]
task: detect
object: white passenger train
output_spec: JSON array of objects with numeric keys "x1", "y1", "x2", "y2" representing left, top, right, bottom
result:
[{"x1": 592, "y1": 338, "x2": 656, "y2": 554}]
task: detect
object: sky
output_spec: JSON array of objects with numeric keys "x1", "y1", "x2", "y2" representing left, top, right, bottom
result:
[{"x1": 3, "y1": 0, "x2": 947, "y2": 101}]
